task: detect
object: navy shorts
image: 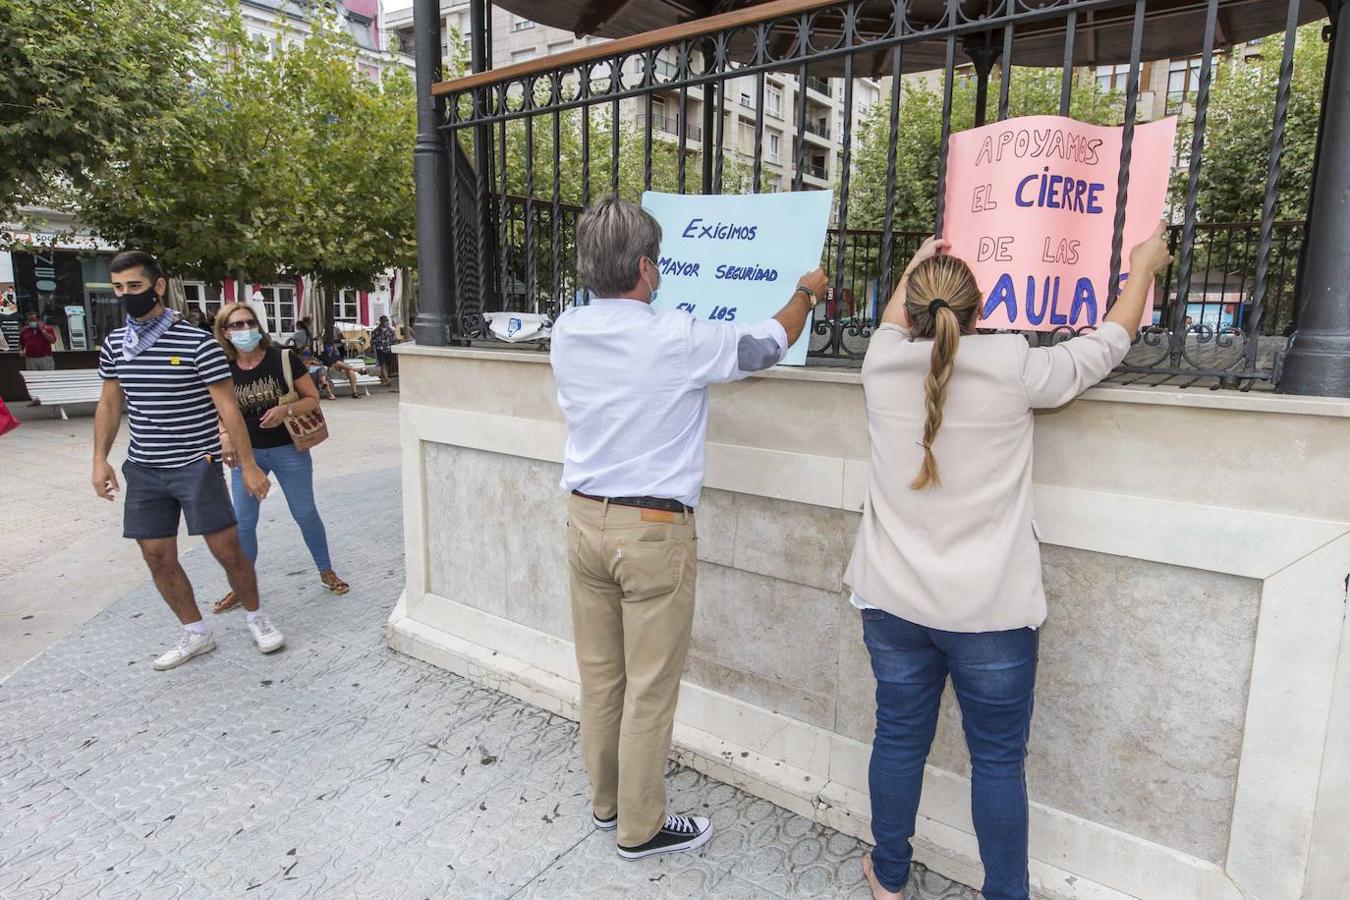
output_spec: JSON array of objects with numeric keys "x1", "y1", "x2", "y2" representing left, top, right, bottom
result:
[
  {"x1": 376, "y1": 349, "x2": 394, "y2": 368},
  {"x1": 122, "y1": 458, "x2": 237, "y2": 540}
]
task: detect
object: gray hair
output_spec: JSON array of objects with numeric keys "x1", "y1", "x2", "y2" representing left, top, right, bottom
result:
[{"x1": 575, "y1": 196, "x2": 662, "y2": 297}]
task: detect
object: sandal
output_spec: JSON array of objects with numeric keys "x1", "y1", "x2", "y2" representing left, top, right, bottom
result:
[
  {"x1": 212, "y1": 591, "x2": 241, "y2": 614},
  {"x1": 320, "y1": 571, "x2": 350, "y2": 595}
]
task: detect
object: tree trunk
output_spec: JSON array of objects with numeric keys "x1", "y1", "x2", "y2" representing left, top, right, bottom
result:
[{"x1": 399, "y1": 267, "x2": 417, "y2": 333}]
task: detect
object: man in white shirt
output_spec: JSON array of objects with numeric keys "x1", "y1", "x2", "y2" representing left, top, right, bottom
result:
[{"x1": 551, "y1": 196, "x2": 827, "y2": 860}]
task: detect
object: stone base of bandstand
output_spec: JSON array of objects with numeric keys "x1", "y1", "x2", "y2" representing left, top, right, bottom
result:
[{"x1": 389, "y1": 344, "x2": 1350, "y2": 900}]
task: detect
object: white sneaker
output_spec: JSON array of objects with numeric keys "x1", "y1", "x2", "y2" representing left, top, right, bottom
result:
[
  {"x1": 154, "y1": 629, "x2": 216, "y2": 671},
  {"x1": 247, "y1": 614, "x2": 285, "y2": 654}
]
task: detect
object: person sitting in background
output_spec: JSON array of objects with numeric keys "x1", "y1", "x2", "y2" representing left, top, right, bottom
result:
[
  {"x1": 301, "y1": 347, "x2": 336, "y2": 400},
  {"x1": 320, "y1": 335, "x2": 362, "y2": 399},
  {"x1": 289, "y1": 315, "x2": 313, "y2": 351},
  {"x1": 848, "y1": 224, "x2": 1173, "y2": 900}
]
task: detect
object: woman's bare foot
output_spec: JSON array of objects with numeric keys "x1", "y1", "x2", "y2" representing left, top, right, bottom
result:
[{"x1": 862, "y1": 853, "x2": 904, "y2": 900}]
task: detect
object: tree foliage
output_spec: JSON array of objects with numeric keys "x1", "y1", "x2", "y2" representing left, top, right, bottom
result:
[
  {"x1": 78, "y1": 2, "x2": 416, "y2": 290},
  {"x1": 0, "y1": 0, "x2": 207, "y2": 220},
  {"x1": 1178, "y1": 23, "x2": 1327, "y2": 225}
]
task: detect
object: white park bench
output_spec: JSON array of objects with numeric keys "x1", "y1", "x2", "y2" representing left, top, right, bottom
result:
[
  {"x1": 326, "y1": 359, "x2": 385, "y2": 396},
  {"x1": 20, "y1": 368, "x2": 104, "y2": 419}
]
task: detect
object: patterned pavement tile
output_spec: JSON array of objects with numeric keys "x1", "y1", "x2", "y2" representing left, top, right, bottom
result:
[{"x1": 1, "y1": 467, "x2": 980, "y2": 900}]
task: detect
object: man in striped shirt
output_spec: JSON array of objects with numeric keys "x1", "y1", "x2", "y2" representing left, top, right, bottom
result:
[{"x1": 92, "y1": 251, "x2": 286, "y2": 670}]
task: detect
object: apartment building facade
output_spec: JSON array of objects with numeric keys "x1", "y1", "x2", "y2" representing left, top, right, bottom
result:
[{"x1": 385, "y1": 2, "x2": 883, "y2": 192}]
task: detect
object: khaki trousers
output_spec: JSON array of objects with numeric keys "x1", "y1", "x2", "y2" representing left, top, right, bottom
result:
[{"x1": 566, "y1": 493, "x2": 697, "y2": 848}]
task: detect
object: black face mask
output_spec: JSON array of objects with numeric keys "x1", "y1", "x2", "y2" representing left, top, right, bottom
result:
[{"x1": 121, "y1": 286, "x2": 159, "y2": 319}]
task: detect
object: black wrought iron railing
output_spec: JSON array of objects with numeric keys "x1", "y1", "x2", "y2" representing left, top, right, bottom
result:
[
  {"x1": 488, "y1": 194, "x2": 1302, "y2": 374},
  {"x1": 425, "y1": 0, "x2": 1333, "y2": 391}
]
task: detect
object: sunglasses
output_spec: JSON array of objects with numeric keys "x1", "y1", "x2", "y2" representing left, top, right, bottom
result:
[{"x1": 224, "y1": 319, "x2": 260, "y2": 331}]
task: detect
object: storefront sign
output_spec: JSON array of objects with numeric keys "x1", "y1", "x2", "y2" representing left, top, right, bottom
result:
[
  {"x1": 641, "y1": 190, "x2": 833, "y2": 366},
  {"x1": 942, "y1": 115, "x2": 1177, "y2": 331}
]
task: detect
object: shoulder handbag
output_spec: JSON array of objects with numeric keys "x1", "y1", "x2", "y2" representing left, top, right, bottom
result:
[{"x1": 278, "y1": 348, "x2": 329, "y2": 452}]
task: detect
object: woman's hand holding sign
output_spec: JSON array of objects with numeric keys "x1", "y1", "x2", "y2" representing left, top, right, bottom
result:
[
  {"x1": 883, "y1": 236, "x2": 951, "y2": 327},
  {"x1": 1106, "y1": 221, "x2": 1173, "y2": 340}
]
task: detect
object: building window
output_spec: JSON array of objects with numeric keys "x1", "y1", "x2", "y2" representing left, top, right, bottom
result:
[
  {"x1": 334, "y1": 289, "x2": 360, "y2": 323},
  {"x1": 511, "y1": 48, "x2": 537, "y2": 64},
  {"x1": 1167, "y1": 57, "x2": 1203, "y2": 114},
  {"x1": 1095, "y1": 64, "x2": 1131, "y2": 92},
  {"x1": 768, "y1": 132, "x2": 781, "y2": 161},
  {"x1": 253, "y1": 285, "x2": 297, "y2": 336},
  {"x1": 182, "y1": 282, "x2": 218, "y2": 323},
  {"x1": 739, "y1": 119, "x2": 756, "y2": 146},
  {"x1": 739, "y1": 88, "x2": 755, "y2": 108},
  {"x1": 766, "y1": 85, "x2": 784, "y2": 119},
  {"x1": 512, "y1": 15, "x2": 534, "y2": 31}
]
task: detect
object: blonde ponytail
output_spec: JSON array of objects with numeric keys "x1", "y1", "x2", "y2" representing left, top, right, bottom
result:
[{"x1": 903, "y1": 255, "x2": 983, "y2": 490}]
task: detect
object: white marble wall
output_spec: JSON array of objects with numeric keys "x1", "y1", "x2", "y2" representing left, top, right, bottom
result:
[
  {"x1": 424, "y1": 444, "x2": 1259, "y2": 865},
  {"x1": 392, "y1": 345, "x2": 1350, "y2": 900}
]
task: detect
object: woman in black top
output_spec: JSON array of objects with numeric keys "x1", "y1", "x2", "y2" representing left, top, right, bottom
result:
[{"x1": 211, "y1": 302, "x2": 349, "y2": 612}]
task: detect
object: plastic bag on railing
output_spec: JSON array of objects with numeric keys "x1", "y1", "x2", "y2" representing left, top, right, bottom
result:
[{"x1": 484, "y1": 311, "x2": 552, "y2": 343}]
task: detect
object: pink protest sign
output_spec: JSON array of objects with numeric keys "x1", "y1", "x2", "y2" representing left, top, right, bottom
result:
[{"x1": 943, "y1": 115, "x2": 1177, "y2": 331}]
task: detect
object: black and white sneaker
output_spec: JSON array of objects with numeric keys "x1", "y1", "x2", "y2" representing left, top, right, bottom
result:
[
  {"x1": 617, "y1": 813, "x2": 713, "y2": 860},
  {"x1": 593, "y1": 812, "x2": 617, "y2": 830}
]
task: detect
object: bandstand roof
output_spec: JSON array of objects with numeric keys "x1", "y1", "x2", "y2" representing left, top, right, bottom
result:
[{"x1": 485, "y1": 0, "x2": 1326, "y2": 78}]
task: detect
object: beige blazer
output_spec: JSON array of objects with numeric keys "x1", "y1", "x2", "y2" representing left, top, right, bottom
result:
[{"x1": 843, "y1": 321, "x2": 1133, "y2": 632}]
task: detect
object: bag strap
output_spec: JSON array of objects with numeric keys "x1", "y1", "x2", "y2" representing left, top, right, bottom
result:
[{"x1": 280, "y1": 347, "x2": 296, "y2": 395}]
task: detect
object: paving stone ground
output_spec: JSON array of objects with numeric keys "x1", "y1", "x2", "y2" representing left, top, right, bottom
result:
[{"x1": 0, "y1": 465, "x2": 978, "y2": 900}]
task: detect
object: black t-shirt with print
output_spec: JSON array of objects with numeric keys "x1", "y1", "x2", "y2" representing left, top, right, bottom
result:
[{"x1": 229, "y1": 347, "x2": 309, "y2": 449}]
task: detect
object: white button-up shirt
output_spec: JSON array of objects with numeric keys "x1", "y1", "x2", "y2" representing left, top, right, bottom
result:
[{"x1": 550, "y1": 298, "x2": 790, "y2": 507}]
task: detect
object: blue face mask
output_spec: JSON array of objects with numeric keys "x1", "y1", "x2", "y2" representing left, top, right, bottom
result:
[
  {"x1": 642, "y1": 259, "x2": 660, "y2": 304},
  {"x1": 229, "y1": 329, "x2": 263, "y2": 351}
]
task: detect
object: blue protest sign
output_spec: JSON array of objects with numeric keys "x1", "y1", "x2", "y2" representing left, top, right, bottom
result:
[{"x1": 640, "y1": 190, "x2": 834, "y2": 366}]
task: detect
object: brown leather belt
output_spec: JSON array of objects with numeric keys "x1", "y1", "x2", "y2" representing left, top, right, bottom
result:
[{"x1": 571, "y1": 490, "x2": 693, "y2": 514}]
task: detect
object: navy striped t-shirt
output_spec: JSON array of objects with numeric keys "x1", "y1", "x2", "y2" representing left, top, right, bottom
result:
[{"x1": 98, "y1": 321, "x2": 232, "y2": 467}]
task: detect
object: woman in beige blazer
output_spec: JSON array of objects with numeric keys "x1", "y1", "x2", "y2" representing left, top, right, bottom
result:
[{"x1": 852, "y1": 226, "x2": 1172, "y2": 900}]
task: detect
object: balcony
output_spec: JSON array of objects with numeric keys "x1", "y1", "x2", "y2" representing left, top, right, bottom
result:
[
  {"x1": 804, "y1": 119, "x2": 831, "y2": 143},
  {"x1": 803, "y1": 161, "x2": 829, "y2": 181},
  {"x1": 805, "y1": 76, "x2": 832, "y2": 98},
  {"x1": 637, "y1": 112, "x2": 702, "y2": 143},
  {"x1": 651, "y1": 57, "x2": 679, "y2": 80}
]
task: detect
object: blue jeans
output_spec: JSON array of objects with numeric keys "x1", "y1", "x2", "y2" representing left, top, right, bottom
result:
[
  {"x1": 231, "y1": 443, "x2": 332, "y2": 573},
  {"x1": 862, "y1": 608, "x2": 1037, "y2": 900}
]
